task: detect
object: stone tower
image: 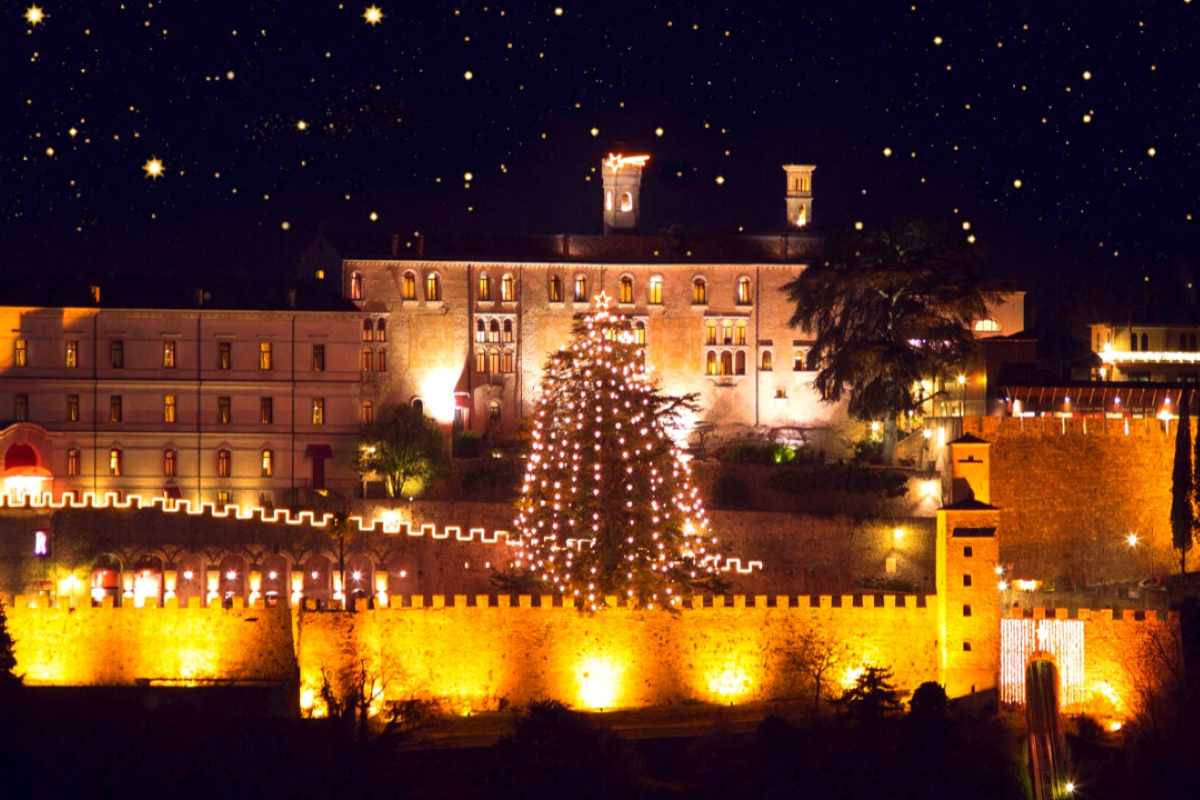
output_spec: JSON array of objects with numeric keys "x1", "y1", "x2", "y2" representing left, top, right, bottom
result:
[
  {"x1": 602, "y1": 153, "x2": 649, "y2": 232},
  {"x1": 782, "y1": 164, "x2": 816, "y2": 229},
  {"x1": 936, "y1": 433, "x2": 1001, "y2": 698}
]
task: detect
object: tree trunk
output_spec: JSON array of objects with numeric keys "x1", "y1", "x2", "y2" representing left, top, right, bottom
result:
[{"x1": 882, "y1": 416, "x2": 898, "y2": 465}]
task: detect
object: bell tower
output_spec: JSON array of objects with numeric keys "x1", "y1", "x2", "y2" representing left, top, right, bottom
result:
[
  {"x1": 782, "y1": 164, "x2": 816, "y2": 229},
  {"x1": 602, "y1": 153, "x2": 649, "y2": 233}
]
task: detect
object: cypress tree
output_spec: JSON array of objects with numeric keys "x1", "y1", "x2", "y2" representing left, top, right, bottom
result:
[
  {"x1": 0, "y1": 598, "x2": 20, "y2": 693},
  {"x1": 1172, "y1": 389, "x2": 1194, "y2": 574}
]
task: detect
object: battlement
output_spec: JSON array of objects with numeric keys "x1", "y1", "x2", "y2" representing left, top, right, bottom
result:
[
  {"x1": 961, "y1": 415, "x2": 1173, "y2": 441},
  {"x1": 1003, "y1": 606, "x2": 1176, "y2": 623}
]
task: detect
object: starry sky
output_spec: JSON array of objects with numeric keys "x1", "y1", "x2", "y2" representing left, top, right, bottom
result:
[{"x1": 4, "y1": 1, "x2": 1198, "y2": 320}]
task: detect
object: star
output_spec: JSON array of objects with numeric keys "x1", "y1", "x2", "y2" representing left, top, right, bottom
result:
[
  {"x1": 142, "y1": 157, "x2": 164, "y2": 179},
  {"x1": 24, "y1": 5, "x2": 44, "y2": 26},
  {"x1": 363, "y1": 5, "x2": 383, "y2": 25}
]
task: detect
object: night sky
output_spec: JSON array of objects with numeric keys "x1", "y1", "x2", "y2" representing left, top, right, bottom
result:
[{"x1": 4, "y1": 1, "x2": 1198, "y2": 306}]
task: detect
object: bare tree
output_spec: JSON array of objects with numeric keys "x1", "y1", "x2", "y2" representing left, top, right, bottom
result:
[
  {"x1": 782, "y1": 626, "x2": 850, "y2": 713},
  {"x1": 317, "y1": 659, "x2": 435, "y2": 748}
]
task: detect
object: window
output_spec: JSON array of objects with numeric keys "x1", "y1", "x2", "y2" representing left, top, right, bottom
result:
[
  {"x1": 110, "y1": 340, "x2": 124, "y2": 369},
  {"x1": 360, "y1": 348, "x2": 373, "y2": 372},
  {"x1": 722, "y1": 321, "x2": 733, "y2": 345},
  {"x1": 218, "y1": 396, "x2": 231, "y2": 425},
  {"x1": 475, "y1": 349, "x2": 486, "y2": 373},
  {"x1": 377, "y1": 348, "x2": 386, "y2": 371},
  {"x1": 501, "y1": 349, "x2": 514, "y2": 373},
  {"x1": 260, "y1": 397, "x2": 274, "y2": 425},
  {"x1": 360, "y1": 400, "x2": 374, "y2": 424},
  {"x1": 261, "y1": 449, "x2": 274, "y2": 477},
  {"x1": 163, "y1": 449, "x2": 177, "y2": 477},
  {"x1": 635, "y1": 320, "x2": 646, "y2": 346},
  {"x1": 720, "y1": 351, "x2": 733, "y2": 376},
  {"x1": 163, "y1": 394, "x2": 177, "y2": 423},
  {"x1": 618, "y1": 276, "x2": 634, "y2": 304},
  {"x1": 311, "y1": 344, "x2": 325, "y2": 372},
  {"x1": 501, "y1": 274, "x2": 515, "y2": 302},
  {"x1": 14, "y1": 339, "x2": 27, "y2": 367},
  {"x1": 692, "y1": 277, "x2": 707, "y2": 305},
  {"x1": 706, "y1": 321, "x2": 717, "y2": 346},
  {"x1": 963, "y1": 546, "x2": 973, "y2": 557},
  {"x1": 216, "y1": 490, "x2": 232, "y2": 508},
  {"x1": 736, "y1": 276, "x2": 752, "y2": 305},
  {"x1": 65, "y1": 340, "x2": 78, "y2": 368},
  {"x1": 376, "y1": 319, "x2": 386, "y2": 342},
  {"x1": 14, "y1": 394, "x2": 28, "y2": 421},
  {"x1": 648, "y1": 276, "x2": 663, "y2": 305},
  {"x1": 489, "y1": 400, "x2": 502, "y2": 424},
  {"x1": 761, "y1": 351, "x2": 773, "y2": 371},
  {"x1": 67, "y1": 448, "x2": 81, "y2": 477},
  {"x1": 605, "y1": 190, "x2": 613, "y2": 211},
  {"x1": 706, "y1": 351, "x2": 718, "y2": 375},
  {"x1": 350, "y1": 271, "x2": 364, "y2": 300},
  {"x1": 1130, "y1": 331, "x2": 1138, "y2": 351},
  {"x1": 478, "y1": 272, "x2": 492, "y2": 301},
  {"x1": 962, "y1": 642, "x2": 972, "y2": 652},
  {"x1": 963, "y1": 574, "x2": 973, "y2": 587},
  {"x1": 67, "y1": 394, "x2": 80, "y2": 422},
  {"x1": 735, "y1": 351, "x2": 746, "y2": 375},
  {"x1": 735, "y1": 321, "x2": 747, "y2": 346},
  {"x1": 218, "y1": 341, "x2": 232, "y2": 370},
  {"x1": 963, "y1": 604, "x2": 972, "y2": 617},
  {"x1": 502, "y1": 319, "x2": 514, "y2": 343},
  {"x1": 775, "y1": 388, "x2": 788, "y2": 399},
  {"x1": 402, "y1": 271, "x2": 417, "y2": 300},
  {"x1": 259, "y1": 342, "x2": 273, "y2": 371},
  {"x1": 574, "y1": 275, "x2": 588, "y2": 302},
  {"x1": 973, "y1": 319, "x2": 1000, "y2": 333},
  {"x1": 109, "y1": 395, "x2": 123, "y2": 423},
  {"x1": 885, "y1": 555, "x2": 897, "y2": 575},
  {"x1": 312, "y1": 398, "x2": 325, "y2": 425},
  {"x1": 475, "y1": 319, "x2": 486, "y2": 343},
  {"x1": 425, "y1": 273, "x2": 441, "y2": 301},
  {"x1": 362, "y1": 319, "x2": 373, "y2": 341},
  {"x1": 162, "y1": 340, "x2": 176, "y2": 368},
  {"x1": 489, "y1": 349, "x2": 501, "y2": 374},
  {"x1": 619, "y1": 191, "x2": 633, "y2": 212},
  {"x1": 1141, "y1": 333, "x2": 1149, "y2": 352},
  {"x1": 217, "y1": 449, "x2": 232, "y2": 478},
  {"x1": 489, "y1": 319, "x2": 500, "y2": 343},
  {"x1": 549, "y1": 275, "x2": 563, "y2": 302},
  {"x1": 109, "y1": 448, "x2": 122, "y2": 476}
]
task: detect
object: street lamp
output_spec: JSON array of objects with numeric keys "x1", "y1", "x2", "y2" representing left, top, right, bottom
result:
[{"x1": 957, "y1": 373, "x2": 967, "y2": 416}]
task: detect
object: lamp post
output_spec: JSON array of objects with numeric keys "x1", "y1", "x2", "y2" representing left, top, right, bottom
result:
[{"x1": 957, "y1": 373, "x2": 967, "y2": 417}]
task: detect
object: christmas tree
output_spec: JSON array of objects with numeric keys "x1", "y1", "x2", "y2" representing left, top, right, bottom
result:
[{"x1": 510, "y1": 293, "x2": 724, "y2": 610}]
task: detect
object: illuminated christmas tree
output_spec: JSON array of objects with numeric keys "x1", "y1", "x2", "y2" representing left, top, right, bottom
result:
[{"x1": 510, "y1": 293, "x2": 725, "y2": 611}]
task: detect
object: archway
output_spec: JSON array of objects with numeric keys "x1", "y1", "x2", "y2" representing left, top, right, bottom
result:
[
  {"x1": 130, "y1": 555, "x2": 164, "y2": 607},
  {"x1": 217, "y1": 554, "x2": 248, "y2": 606},
  {"x1": 302, "y1": 554, "x2": 333, "y2": 606},
  {"x1": 261, "y1": 553, "x2": 291, "y2": 607},
  {"x1": 90, "y1": 555, "x2": 122, "y2": 606},
  {"x1": 2, "y1": 442, "x2": 51, "y2": 500}
]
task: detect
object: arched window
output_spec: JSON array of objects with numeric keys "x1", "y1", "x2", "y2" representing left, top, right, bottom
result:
[
  {"x1": 67, "y1": 448, "x2": 81, "y2": 477},
  {"x1": 360, "y1": 348, "x2": 373, "y2": 372},
  {"x1": 377, "y1": 348, "x2": 386, "y2": 371},
  {"x1": 478, "y1": 272, "x2": 492, "y2": 301},
  {"x1": 635, "y1": 320, "x2": 646, "y2": 346},
  {"x1": 1191, "y1": 334, "x2": 1198, "y2": 351},
  {"x1": 489, "y1": 400, "x2": 502, "y2": 424},
  {"x1": 501, "y1": 349, "x2": 514, "y2": 373},
  {"x1": 489, "y1": 319, "x2": 500, "y2": 342},
  {"x1": 648, "y1": 276, "x2": 663, "y2": 305},
  {"x1": 376, "y1": 319, "x2": 386, "y2": 341},
  {"x1": 489, "y1": 349, "x2": 501, "y2": 374},
  {"x1": 618, "y1": 275, "x2": 634, "y2": 304},
  {"x1": 163, "y1": 449, "x2": 177, "y2": 477},
  {"x1": 217, "y1": 449, "x2": 232, "y2": 478},
  {"x1": 475, "y1": 319, "x2": 486, "y2": 342},
  {"x1": 261, "y1": 449, "x2": 274, "y2": 477},
  {"x1": 411, "y1": 398, "x2": 423, "y2": 413},
  {"x1": 720, "y1": 351, "x2": 733, "y2": 376},
  {"x1": 350, "y1": 272, "x2": 364, "y2": 300},
  {"x1": 362, "y1": 319, "x2": 373, "y2": 341},
  {"x1": 1130, "y1": 330, "x2": 1138, "y2": 351},
  {"x1": 761, "y1": 350, "x2": 773, "y2": 371},
  {"x1": 475, "y1": 349, "x2": 486, "y2": 373},
  {"x1": 501, "y1": 274, "x2": 515, "y2": 302},
  {"x1": 360, "y1": 399, "x2": 375, "y2": 423},
  {"x1": 109, "y1": 448, "x2": 122, "y2": 477},
  {"x1": 425, "y1": 272, "x2": 441, "y2": 301},
  {"x1": 605, "y1": 190, "x2": 614, "y2": 211},
  {"x1": 735, "y1": 351, "x2": 746, "y2": 375},
  {"x1": 401, "y1": 271, "x2": 417, "y2": 300},
  {"x1": 1141, "y1": 333, "x2": 1149, "y2": 352},
  {"x1": 736, "y1": 276, "x2": 752, "y2": 306},
  {"x1": 574, "y1": 275, "x2": 588, "y2": 302},
  {"x1": 692, "y1": 277, "x2": 707, "y2": 305},
  {"x1": 619, "y1": 192, "x2": 633, "y2": 212},
  {"x1": 548, "y1": 275, "x2": 563, "y2": 302},
  {"x1": 503, "y1": 319, "x2": 514, "y2": 342},
  {"x1": 706, "y1": 351, "x2": 718, "y2": 376},
  {"x1": 973, "y1": 319, "x2": 1001, "y2": 333},
  {"x1": 736, "y1": 321, "x2": 747, "y2": 345}
]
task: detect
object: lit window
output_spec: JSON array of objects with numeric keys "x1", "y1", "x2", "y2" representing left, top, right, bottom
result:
[
  {"x1": 109, "y1": 448, "x2": 122, "y2": 476},
  {"x1": 605, "y1": 190, "x2": 613, "y2": 211},
  {"x1": 425, "y1": 273, "x2": 441, "y2": 301},
  {"x1": 503, "y1": 319, "x2": 514, "y2": 343},
  {"x1": 217, "y1": 396, "x2": 231, "y2": 425},
  {"x1": 216, "y1": 490, "x2": 232, "y2": 508},
  {"x1": 736, "y1": 322, "x2": 747, "y2": 346},
  {"x1": 360, "y1": 348, "x2": 373, "y2": 372},
  {"x1": 706, "y1": 351, "x2": 718, "y2": 375},
  {"x1": 311, "y1": 344, "x2": 325, "y2": 371},
  {"x1": 692, "y1": 278, "x2": 707, "y2": 305},
  {"x1": 14, "y1": 338, "x2": 27, "y2": 367},
  {"x1": 217, "y1": 449, "x2": 232, "y2": 478},
  {"x1": 548, "y1": 275, "x2": 563, "y2": 302},
  {"x1": 66, "y1": 394, "x2": 79, "y2": 422},
  {"x1": 574, "y1": 275, "x2": 588, "y2": 302},
  {"x1": 501, "y1": 274, "x2": 515, "y2": 302},
  {"x1": 475, "y1": 319, "x2": 486, "y2": 343},
  {"x1": 362, "y1": 319, "x2": 373, "y2": 341},
  {"x1": 761, "y1": 351, "x2": 773, "y2": 371},
  {"x1": 736, "y1": 276, "x2": 752, "y2": 305},
  {"x1": 65, "y1": 340, "x2": 78, "y2": 368},
  {"x1": 163, "y1": 394, "x2": 177, "y2": 423},
  {"x1": 260, "y1": 397, "x2": 274, "y2": 424},
  {"x1": 360, "y1": 400, "x2": 374, "y2": 424},
  {"x1": 475, "y1": 349, "x2": 486, "y2": 373},
  {"x1": 163, "y1": 449, "x2": 177, "y2": 477},
  {"x1": 489, "y1": 320, "x2": 500, "y2": 343},
  {"x1": 259, "y1": 342, "x2": 273, "y2": 370},
  {"x1": 14, "y1": 394, "x2": 28, "y2": 421},
  {"x1": 350, "y1": 271, "x2": 365, "y2": 300},
  {"x1": 489, "y1": 349, "x2": 501, "y2": 374},
  {"x1": 109, "y1": 395, "x2": 123, "y2": 423},
  {"x1": 34, "y1": 531, "x2": 48, "y2": 557},
  {"x1": 973, "y1": 319, "x2": 1001, "y2": 333},
  {"x1": 110, "y1": 340, "x2": 124, "y2": 369},
  {"x1": 619, "y1": 276, "x2": 634, "y2": 304},
  {"x1": 648, "y1": 276, "x2": 663, "y2": 305},
  {"x1": 720, "y1": 351, "x2": 733, "y2": 376},
  {"x1": 502, "y1": 349, "x2": 514, "y2": 373},
  {"x1": 735, "y1": 351, "x2": 746, "y2": 375},
  {"x1": 722, "y1": 320, "x2": 733, "y2": 345},
  {"x1": 706, "y1": 321, "x2": 717, "y2": 346},
  {"x1": 489, "y1": 400, "x2": 502, "y2": 424},
  {"x1": 376, "y1": 319, "x2": 386, "y2": 342},
  {"x1": 619, "y1": 191, "x2": 633, "y2": 212},
  {"x1": 67, "y1": 448, "x2": 81, "y2": 477},
  {"x1": 377, "y1": 347, "x2": 386, "y2": 371},
  {"x1": 402, "y1": 271, "x2": 417, "y2": 300},
  {"x1": 478, "y1": 272, "x2": 492, "y2": 300},
  {"x1": 261, "y1": 449, "x2": 274, "y2": 477},
  {"x1": 635, "y1": 320, "x2": 646, "y2": 346},
  {"x1": 162, "y1": 340, "x2": 176, "y2": 368},
  {"x1": 312, "y1": 398, "x2": 325, "y2": 425},
  {"x1": 218, "y1": 341, "x2": 231, "y2": 370}
]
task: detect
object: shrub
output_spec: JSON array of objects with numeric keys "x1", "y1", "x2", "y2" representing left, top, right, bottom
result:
[
  {"x1": 453, "y1": 431, "x2": 482, "y2": 459},
  {"x1": 459, "y1": 457, "x2": 521, "y2": 499},
  {"x1": 712, "y1": 472, "x2": 752, "y2": 509},
  {"x1": 765, "y1": 464, "x2": 908, "y2": 498}
]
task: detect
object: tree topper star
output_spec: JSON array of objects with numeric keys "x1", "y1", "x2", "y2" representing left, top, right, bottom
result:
[
  {"x1": 25, "y1": 5, "x2": 45, "y2": 26},
  {"x1": 143, "y1": 157, "x2": 165, "y2": 180},
  {"x1": 363, "y1": 5, "x2": 383, "y2": 25}
]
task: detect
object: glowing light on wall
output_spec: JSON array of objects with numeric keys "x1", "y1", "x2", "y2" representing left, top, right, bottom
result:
[
  {"x1": 1099, "y1": 347, "x2": 1200, "y2": 365},
  {"x1": 706, "y1": 665, "x2": 752, "y2": 702},
  {"x1": 419, "y1": 368, "x2": 461, "y2": 423},
  {"x1": 841, "y1": 665, "x2": 865, "y2": 690},
  {"x1": 603, "y1": 153, "x2": 650, "y2": 173},
  {"x1": 577, "y1": 657, "x2": 620, "y2": 709},
  {"x1": 1000, "y1": 618, "x2": 1085, "y2": 707}
]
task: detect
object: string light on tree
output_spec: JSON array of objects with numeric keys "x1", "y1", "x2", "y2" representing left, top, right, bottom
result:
[{"x1": 508, "y1": 293, "x2": 727, "y2": 611}]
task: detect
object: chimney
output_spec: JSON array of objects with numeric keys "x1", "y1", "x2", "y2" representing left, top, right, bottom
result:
[
  {"x1": 601, "y1": 153, "x2": 650, "y2": 233},
  {"x1": 782, "y1": 164, "x2": 816, "y2": 229}
]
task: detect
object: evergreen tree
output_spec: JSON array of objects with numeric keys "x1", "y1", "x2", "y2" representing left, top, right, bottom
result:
[
  {"x1": 510, "y1": 294, "x2": 724, "y2": 610},
  {"x1": 0, "y1": 598, "x2": 21, "y2": 694},
  {"x1": 836, "y1": 666, "x2": 903, "y2": 726},
  {"x1": 1172, "y1": 389, "x2": 1194, "y2": 574}
]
